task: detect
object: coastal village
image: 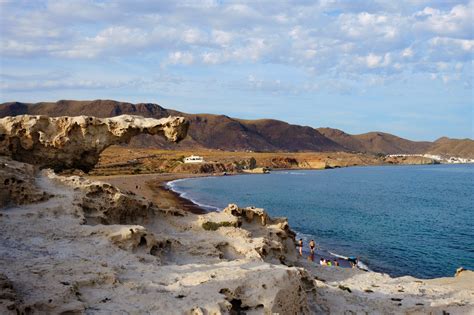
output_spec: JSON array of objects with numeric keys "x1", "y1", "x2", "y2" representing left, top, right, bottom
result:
[{"x1": 385, "y1": 154, "x2": 474, "y2": 164}]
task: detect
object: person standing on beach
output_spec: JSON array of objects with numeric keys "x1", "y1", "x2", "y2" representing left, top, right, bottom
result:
[
  {"x1": 309, "y1": 239, "x2": 316, "y2": 254},
  {"x1": 298, "y1": 239, "x2": 303, "y2": 256}
]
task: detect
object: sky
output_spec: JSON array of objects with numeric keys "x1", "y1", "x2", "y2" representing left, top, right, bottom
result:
[{"x1": 0, "y1": 0, "x2": 473, "y2": 141}]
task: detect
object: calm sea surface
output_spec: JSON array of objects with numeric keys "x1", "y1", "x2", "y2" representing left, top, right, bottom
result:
[{"x1": 169, "y1": 164, "x2": 474, "y2": 278}]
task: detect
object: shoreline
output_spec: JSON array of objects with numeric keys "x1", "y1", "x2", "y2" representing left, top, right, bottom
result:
[
  {"x1": 146, "y1": 175, "x2": 209, "y2": 214},
  {"x1": 162, "y1": 172, "x2": 371, "y2": 273},
  {"x1": 158, "y1": 166, "x2": 472, "y2": 280},
  {"x1": 89, "y1": 172, "x2": 215, "y2": 215},
  {"x1": 91, "y1": 164, "x2": 471, "y2": 279}
]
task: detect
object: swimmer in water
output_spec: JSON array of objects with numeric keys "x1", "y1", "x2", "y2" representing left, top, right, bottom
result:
[
  {"x1": 309, "y1": 239, "x2": 316, "y2": 254},
  {"x1": 297, "y1": 239, "x2": 303, "y2": 256}
]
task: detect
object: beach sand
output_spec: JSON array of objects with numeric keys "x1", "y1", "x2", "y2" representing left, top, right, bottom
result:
[{"x1": 89, "y1": 173, "x2": 210, "y2": 214}]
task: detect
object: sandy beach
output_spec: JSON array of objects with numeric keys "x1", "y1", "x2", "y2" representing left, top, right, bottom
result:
[{"x1": 90, "y1": 173, "x2": 211, "y2": 214}]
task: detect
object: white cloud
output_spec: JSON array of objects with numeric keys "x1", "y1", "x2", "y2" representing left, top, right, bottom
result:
[
  {"x1": 363, "y1": 53, "x2": 392, "y2": 69},
  {"x1": 0, "y1": 0, "x2": 472, "y2": 86},
  {"x1": 182, "y1": 28, "x2": 205, "y2": 44},
  {"x1": 365, "y1": 53, "x2": 383, "y2": 68},
  {"x1": 167, "y1": 51, "x2": 194, "y2": 65},
  {"x1": 431, "y1": 37, "x2": 474, "y2": 52},
  {"x1": 212, "y1": 30, "x2": 233, "y2": 47},
  {"x1": 414, "y1": 3, "x2": 473, "y2": 37},
  {"x1": 401, "y1": 47, "x2": 414, "y2": 58}
]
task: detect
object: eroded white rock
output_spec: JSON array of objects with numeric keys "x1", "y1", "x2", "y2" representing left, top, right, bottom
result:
[{"x1": 0, "y1": 115, "x2": 189, "y2": 172}]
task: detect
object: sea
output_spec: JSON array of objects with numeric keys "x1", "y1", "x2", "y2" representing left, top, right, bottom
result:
[{"x1": 168, "y1": 164, "x2": 474, "y2": 279}]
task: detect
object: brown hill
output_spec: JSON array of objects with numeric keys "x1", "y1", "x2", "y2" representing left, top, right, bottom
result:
[
  {"x1": 427, "y1": 137, "x2": 474, "y2": 159},
  {"x1": 0, "y1": 100, "x2": 343, "y2": 152},
  {"x1": 0, "y1": 100, "x2": 174, "y2": 118},
  {"x1": 317, "y1": 127, "x2": 432, "y2": 155},
  {"x1": 316, "y1": 128, "x2": 366, "y2": 152}
]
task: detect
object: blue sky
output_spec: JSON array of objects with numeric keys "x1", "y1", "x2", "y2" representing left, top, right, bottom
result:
[{"x1": 0, "y1": 0, "x2": 472, "y2": 141}]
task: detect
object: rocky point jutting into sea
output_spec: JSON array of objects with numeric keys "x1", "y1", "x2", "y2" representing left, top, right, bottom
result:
[{"x1": 0, "y1": 114, "x2": 473, "y2": 314}]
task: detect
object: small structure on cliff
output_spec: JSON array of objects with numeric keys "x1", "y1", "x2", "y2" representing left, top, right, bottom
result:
[{"x1": 184, "y1": 155, "x2": 204, "y2": 163}]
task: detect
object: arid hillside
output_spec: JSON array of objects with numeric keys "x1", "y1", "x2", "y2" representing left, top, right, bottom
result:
[
  {"x1": 1, "y1": 100, "x2": 472, "y2": 157},
  {"x1": 317, "y1": 127, "x2": 433, "y2": 155},
  {"x1": 427, "y1": 137, "x2": 474, "y2": 159}
]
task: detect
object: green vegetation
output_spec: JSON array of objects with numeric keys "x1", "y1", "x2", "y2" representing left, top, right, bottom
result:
[{"x1": 202, "y1": 221, "x2": 234, "y2": 231}]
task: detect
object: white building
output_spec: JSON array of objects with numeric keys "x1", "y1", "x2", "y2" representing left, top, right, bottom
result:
[{"x1": 184, "y1": 155, "x2": 204, "y2": 163}]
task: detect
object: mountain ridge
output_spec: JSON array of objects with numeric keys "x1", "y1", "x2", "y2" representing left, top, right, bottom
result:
[{"x1": 1, "y1": 99, "x2": 472, "y2": 157}]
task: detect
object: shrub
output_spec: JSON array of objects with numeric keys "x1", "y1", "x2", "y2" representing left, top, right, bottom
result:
[{"x1": 202, "y1": 221, "x2": 234, "y2": 231}]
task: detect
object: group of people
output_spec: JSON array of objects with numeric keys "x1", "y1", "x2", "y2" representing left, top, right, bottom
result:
[
  {"x1": 297, "y1": 238, "x2": 341, "y2": 267},
  {"x1": 319, "y1": 258, "x2": 339, "y2": 266},
  {"x1": 297, "y1": 238, "x2": 316, "y2": 256}
]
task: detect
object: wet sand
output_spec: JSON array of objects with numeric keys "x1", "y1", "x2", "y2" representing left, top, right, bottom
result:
[{"x1": 89, "y1": 173, "x2": 210, "y2": 214}]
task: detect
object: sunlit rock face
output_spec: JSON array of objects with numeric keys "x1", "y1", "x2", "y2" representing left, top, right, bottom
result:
[{"x1": 0, "y1": 114, "x2": 189, "y2": 172}]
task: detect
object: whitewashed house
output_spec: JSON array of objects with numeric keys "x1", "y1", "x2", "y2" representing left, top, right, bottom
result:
[{"x1": 184, "y1": 155, "x2": 204, "y2": 163}]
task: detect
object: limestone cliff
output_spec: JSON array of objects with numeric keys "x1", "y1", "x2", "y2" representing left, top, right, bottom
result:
[{"x1": 0, "y1": 115, "x2": 189, "y2": 172}]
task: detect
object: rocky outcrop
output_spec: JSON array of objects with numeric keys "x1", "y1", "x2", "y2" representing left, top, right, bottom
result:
[
  {"x1": 0, "y1": 273, "x2": 23, "y2": 314},
  {"x1": 0, "y1": 115, "x2": 189, "y2": 172},
  {"x1": 383, "y1": 155, "x2": 440, "y2": 165},
  {"x1": 223, "y1": 204, "x2": 298, "y2": 263},
  {"x1": 48, "y1": 172, "x2": 160, "y2": 225},
  {"x1": 0, "y1": 156, "x2": 52, "y2": 208}
]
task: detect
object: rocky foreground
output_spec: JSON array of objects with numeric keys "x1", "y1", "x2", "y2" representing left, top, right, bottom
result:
[{"x1": 0, "y1": 115, "x2": 473, "y2": 314}]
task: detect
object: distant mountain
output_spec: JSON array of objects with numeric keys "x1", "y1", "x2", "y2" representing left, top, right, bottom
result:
[
  {"x1": 1, "y1": 100, "x2": 472, "y2": 157},
  {"x1": 317, "y1": 128, "x2": 432, "y2": 155}
]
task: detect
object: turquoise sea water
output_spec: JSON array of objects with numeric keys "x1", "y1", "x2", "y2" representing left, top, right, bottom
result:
[{"x1": 169, "y1": 164, "x2": 474, "y2": 278}]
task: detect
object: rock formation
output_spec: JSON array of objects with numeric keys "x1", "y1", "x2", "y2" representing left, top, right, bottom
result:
[
  {"x1": 0, "y1": 163, "x2": 315, "y2": 313},
  {"x1": 0, "y1": 156, "x2": 52, "y2": 207},
  {"x1": 0, "y1": 114, "x2": 189, "y2": 172}
]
